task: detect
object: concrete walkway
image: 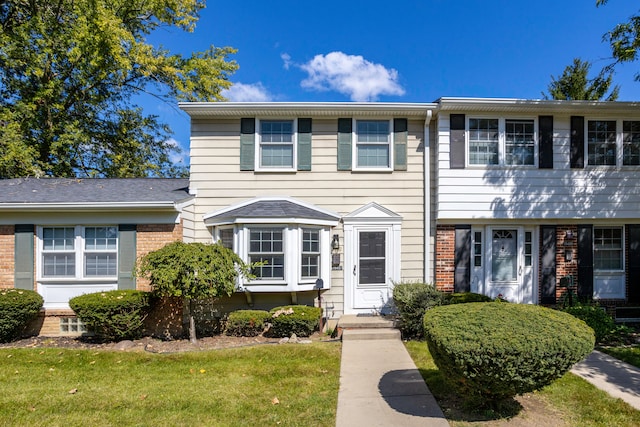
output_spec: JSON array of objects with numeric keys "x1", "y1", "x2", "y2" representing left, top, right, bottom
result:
[
  {"x1": 336, "y1": 337, "x2": 449, "y2": 427},
  {"x1": 571, "y1": 350, "x2": 640, "y2": 410}
]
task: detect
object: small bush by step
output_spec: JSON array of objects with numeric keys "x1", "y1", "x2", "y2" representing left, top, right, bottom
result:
[
  {"x1": 0, "y1": 289, "x2": 43, "y2": 342},
  {"x1": 70, "y1": 290, "x2": 150, "y2": 341},
  {"x1": 268, "y1": 305, "x2": 321, "y2": 337},
  {"x1": 562, "y1": 303, "x2": 616, "y2": 344},
  {"x1": 225, "y1": 310, "x2": 270, "y2": 337},
  {"x1": 392, "y1": 282, "x2": 446, "y2": 339}
]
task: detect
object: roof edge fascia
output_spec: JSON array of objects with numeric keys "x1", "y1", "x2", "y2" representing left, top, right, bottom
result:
[
  {"x1": 436, "y1": 97, "x2": 640, "y2": 113},
  {"x1": 0, "y1": 201, "x2": 180, "y2": 212}
]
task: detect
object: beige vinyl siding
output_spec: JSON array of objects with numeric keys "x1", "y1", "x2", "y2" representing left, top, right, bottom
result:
[
  {"x1": 189, "y1": 117, "x2": 426, "y2": 313},
  {"x1": 436, "y1": 114, "x2": 640, "y2": 221}
]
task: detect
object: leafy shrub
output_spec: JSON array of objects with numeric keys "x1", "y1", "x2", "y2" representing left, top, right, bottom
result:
[
  {"x1": 0, "y1": 289, "x2": 43, "y2": 342},
  {"x1": 392, "y1": 282, "x2": 446, "y2": 339},
  {"x1": 225, "y1": 310, "x2": 270, "y2": 337},
  {"x1": 424, "y1": 302, "x2": 594, "y2": 408},
  {"x1": 563, "y1": 303, "x2": 616, "y2": 344},
  {"x1": 444, "y1": 292, "x2": 492, "y2": 305},
  {"x1": 268, "y1": 305, "x2": 321, "y2": 337},
  {"x1": 70, "y1": 290, "x2": 150, "y2": 341}
]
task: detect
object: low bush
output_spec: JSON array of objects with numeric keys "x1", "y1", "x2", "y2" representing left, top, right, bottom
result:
[
  {"x1": 562, "y1": 303, "x2": 616, "y2": 344},
  {"x1": 444, "y1": 292, "x2": 492, "y2": 305},
  {"x1": 70, "y1": 290, "x2": 150, "y2": 341},
  {"x1": 392, "y1": 282, "x2": 446, "y2": 339},
  {"x1": 268, "y1": 305, "x2": 321, "y2": 337},
  {"x1": 225, "y1": 310, "x2": 270, "y2": 337},
  {"x1": 0, "y1": 289, "x2": 43, "y2": 342},
  {"x1": 424, "y1": 302, "x2": 594, "y2": 408}
]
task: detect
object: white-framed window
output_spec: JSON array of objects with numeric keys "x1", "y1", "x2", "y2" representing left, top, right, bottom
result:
[
  {"x1": 473, "y1": 231, "x2": 483, "y2": 267},
  {"x1": 257, "y1": 119, "x2": 296, "y2": 170},
  {"x1": 301, "y1": 228, "x2": 320, "y2": 279},
  {"x1": 623, "y1": 121, "x2": 640, "y2": 166},
  {"x1": 467, "y1": 117, "x2": 537, "y2": 167},
  {"x1": 354, "y1": 119, "x2": 392, "y2": 170},
  {"x1": 587, "y1": 120, "x2": 617, "y2": 166},
  {"x1": 249, "y1": 228, "x2": 285, "y2": 279},
  {"x1": 39, "y1": 226, "x2": 118, "y2": 280},
  {"x1": 217, "y1": 227, "x2": 234, "y2": 250},
  {"x1": 594, "y1": 227, "x2": 623, "y2": 271}
]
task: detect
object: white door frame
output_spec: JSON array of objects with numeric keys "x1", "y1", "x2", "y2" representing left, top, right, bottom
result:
[{"x1": 343, "y1": 203, "x2": 402, "y2": 315}]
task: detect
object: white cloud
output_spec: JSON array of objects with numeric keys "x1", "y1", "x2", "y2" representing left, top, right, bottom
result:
[
  {"x1": 222, "y1": 82, "x2": 273, "y2": 102},
  {"x1": 281, "y1": 53, "x2": 292, "y2": 70},
  {"x1": 165, "y1": 138, "x2": 188, "y2": 165},
  {"x1": 299, "y1": 52, "x2": 405, "y2": 102}
]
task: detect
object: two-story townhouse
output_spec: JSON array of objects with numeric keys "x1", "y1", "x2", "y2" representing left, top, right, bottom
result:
[
  {"x1": 434, "y1": 98, "x2": 640, "y2": 318},
  {"x1": 179, "y1": 102, "x2": 436, "y2": 320}
]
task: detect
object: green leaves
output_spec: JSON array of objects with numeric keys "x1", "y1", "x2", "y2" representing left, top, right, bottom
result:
[
  {"x1": 543, "y1": 58, "x2": 619, "y2": 101},
  {"x1": 0, "y1": 0, "x2": 237, "y2": 178}
]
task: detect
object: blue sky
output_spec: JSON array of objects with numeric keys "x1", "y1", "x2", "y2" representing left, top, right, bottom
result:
[{"x1": 143, "y1": 1, "x2": 640, "y2": 165}]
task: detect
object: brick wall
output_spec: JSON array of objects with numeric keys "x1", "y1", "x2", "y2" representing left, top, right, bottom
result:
[
  {"x1": 553, "y1": 225, "x2": 578, "y2": 303},
  {"x1": 435, "y1": 225, "x2": 455, "y2": 292},
  {"x1": 0, "y1": 226, "x2": 14, "y2": 289},
  {"x1": 135, "y1": 222, "x2": 183, "y2": 291}
]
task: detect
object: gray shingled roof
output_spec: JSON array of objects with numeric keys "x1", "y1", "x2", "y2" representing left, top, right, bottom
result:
[
  {"x1": 0, "y1": 178, "x2": 190, "y2": 204},
  {"x1": 208, "y1": 200, "x2": 340, "y2": 222}
]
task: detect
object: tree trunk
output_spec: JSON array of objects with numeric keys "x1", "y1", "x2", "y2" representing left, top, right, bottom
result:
[{"x1": 185, "y1": 298, "x2": 197, "y2": 344}]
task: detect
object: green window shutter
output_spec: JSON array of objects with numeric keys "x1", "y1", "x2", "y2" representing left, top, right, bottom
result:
[
  {"x1": 14, "y1": 224, "x2": 34, "y2": 290},
  {"x1": 297, "y1": 118, "x2": 312, "y2": 171},
  {"x1": 118, "y1": 224, "x2": 137, "y2": 290},
  {"x1": 337, "y1": 118, "x2": 352, "y2": 171},
  {"x1": 240, "y1": 118, "x2": 256, "y2": 171},
  {"x1": 393, "y1": 118, "x2": 408, "y2": 171}
]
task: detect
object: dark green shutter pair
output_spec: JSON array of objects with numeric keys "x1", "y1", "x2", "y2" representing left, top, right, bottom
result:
[
  {"x1": 450, "y1": 114, "x2": 554, "y2": 169},
  {"x1": 13, "y1": 224, "x2": 137, "y2": 291},
  {"x1": 240, "y1": 118, "x2": 312, "y2": 171},
  {"x1": 337, "y1": 118, "x2": 408, "y2": 171}
]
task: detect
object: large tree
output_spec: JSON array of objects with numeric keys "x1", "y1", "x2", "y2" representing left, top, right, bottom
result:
[
  {"x1": 598, "y1": 0, "x2": 640, "y2": 79},
  {"x1": 0, "y1": 0, "x2": 237, "y2": 178},
  {"x1": 543, "y1": 58, "x2": 619, "y2": 101}
]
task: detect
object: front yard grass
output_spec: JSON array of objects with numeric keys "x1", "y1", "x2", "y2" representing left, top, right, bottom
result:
[
  {"x1": 405, "y1": 341, "x2": 640, "y2": 427},
  {"x1": 0, "y1": 343, "x2": 340, "y2": 427},
  {"x1": 600, "y1": 346, "x2": 640, "y2": 369}
]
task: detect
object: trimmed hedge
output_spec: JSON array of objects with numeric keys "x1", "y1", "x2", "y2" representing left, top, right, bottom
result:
[
  {"x1": 392, "y1": 282, "x2": 446, "y2": 339},
  {"x1": 445, "y1": 292, "x2": 492, "y2": 304},
  {"x1": 563, "y1": 304, "x2": 616, "y2": 344},
  {"x1": 225, "y1": 310, "x2": 270, "y2": 337},
  {"x1": 0, "y1": 289, "x2": 43, "y2": 343},
  {"x1": 268, "y1": 305, "x2": 321, "y2": 337},
  {"x1": 70, "y1": 290, "x2": 150, "y2": 341},
  {"x1": 424, "y1": 302, "x2": 594, "y2": 407}
]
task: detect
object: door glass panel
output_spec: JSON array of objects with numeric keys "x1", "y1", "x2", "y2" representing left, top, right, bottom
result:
[
  {"x1": 492, "y1": 230, "x2": 517, "y2": 281},
  {"x1": 359, "y1": 231, "x2": 385, "y2": 284}
]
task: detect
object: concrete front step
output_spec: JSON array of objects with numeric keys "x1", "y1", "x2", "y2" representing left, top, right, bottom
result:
[
  {"x1": 338, "y1": 314, "x2": 397, "y2": 329},
  {"x1": 341, "y1": 328, "x2": 401, "y2": 341}
]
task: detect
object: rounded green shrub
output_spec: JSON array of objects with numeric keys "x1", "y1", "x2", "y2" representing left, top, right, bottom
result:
[
  {"x1": 424, "y1": 302, "x2": 594, "y2": 408},
  {"x1": 70, "y1": 290, "x2": 150, "y2": 341},
  {"x1": 225, "y1": 310, "x2": 270, "y2": 337},
  {"x1": 268, "y1": 305, "x2": 321, "y2": 337},
  {"x1": 445, "y1": 292, "x2": 492, "y2": 304},
  {"x1": 0, "y1": 289, "x2": 43, "y2": 342},
  {"x1": 392, "y1": 282, "x2": 446, "y2": 339},
  {"x1": 563, "y1": 304, "x2": 615, "y2": 344}
]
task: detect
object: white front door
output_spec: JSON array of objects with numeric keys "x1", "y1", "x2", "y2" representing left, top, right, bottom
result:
[
  {"x1": 353, "y1": 229, "x2": 389, "y2": 310},
  {"x1": 485, "y1": 227, "x2": 536, "y2": 304}
]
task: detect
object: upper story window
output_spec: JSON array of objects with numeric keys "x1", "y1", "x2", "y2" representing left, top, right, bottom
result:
[
  {"x1": 40, "y1": 226, "x2": 118, "y2": 279},
  {"x1": 355, "y1": 120, "x2": 392, "y2": 169},
  {"x1": 587, "y1": 120, "x2": 616, "y2": 166},
  {"x1": 623, "y1": 121, "x2": 640, "y2": 166},
  {"x1": 257, "y1": 120, "x2": 296, "y2": 170},
  {"x1": 468, "y1": 117, "x2": 536, "y2": 166}
]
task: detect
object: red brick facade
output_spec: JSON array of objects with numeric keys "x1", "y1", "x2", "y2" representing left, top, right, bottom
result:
[
  {"x1": 135, "y1": 222, "x2": 183, "y2": 291},
  {"x1": 435, "y1": 225, "x2": 455, "y2": 293},
  {"x1": 554, "y1": 225, "x2": 578, "y2": 303},
  {"x1": 0, "y1": 225, "x2": 14, "y2": 289}
]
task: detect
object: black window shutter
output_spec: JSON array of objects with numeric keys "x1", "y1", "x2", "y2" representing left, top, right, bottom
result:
[
  {"x1": 539, "y1": 116, "x2": 554, "y2": 169},
  {"x1": 14, "y1": 224, "x2": 34, "y2": 290},
  {"x1": 297, "y1": 118, "x2": 312, "y2": 171},
  {"x1": 240, "y1": 118, "x2": 256, "y2": 171},
  {"x1": 540, "y1": 226, "x2": 557, "y2": 304},
  {"x1": 570, "y1": 116, "x2": 585, "y2": 169},
  {"x1": 577, "y1": 225, "x2": 593, "y2": 300},
  {"x1": 337, "y1": 118, "x2": 352, "y2": 171},
  {"x1": 627, "y1": 225, "x2": 640, "y2": 304},
  {"x1": 454, "y1": 225, "x2": 471, "y2": 292},
  {"x1": 450, "y1": 114, "x2": 466, "y2": 169}
]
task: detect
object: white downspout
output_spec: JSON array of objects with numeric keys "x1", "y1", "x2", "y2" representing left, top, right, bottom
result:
[{"x1": 424, "y1": 110, "x2": 433, "y2": 283}]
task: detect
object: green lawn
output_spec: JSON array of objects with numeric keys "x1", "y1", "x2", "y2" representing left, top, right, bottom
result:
[
  {"x1": 405, "y1": 341, "x2": 640, "y2": 427},
  {"x1": 0, "y1": 343, "x2": 341, "y2": 427},
  {"x1": 600, "y1": 346, "x2": 640, "y2": 369}
]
